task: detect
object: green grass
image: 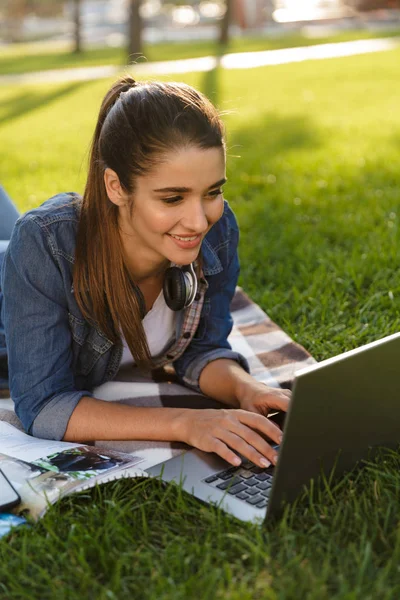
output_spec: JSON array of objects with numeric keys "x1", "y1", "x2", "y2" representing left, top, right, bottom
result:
[
  {"x1": 0, "y1": 27, "x2": 399, "y2": 75},
  {"x1": 3, "y1": 450, "x2": 400, "y2": 599},
  {"x1": 1, "y1": 48, "x2": 400, "y2": 597}
]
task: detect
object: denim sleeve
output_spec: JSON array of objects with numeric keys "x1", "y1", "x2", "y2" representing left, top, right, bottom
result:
[
  {"x1": 173, "y1": 205, "x2": 250, "y2": 393},
  {"x1": 1, "y1": 216, "x2": 92, "y2": 439}
]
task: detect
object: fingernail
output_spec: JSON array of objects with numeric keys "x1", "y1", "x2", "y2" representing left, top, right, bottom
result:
[
  {"x1": 233, "y1": 456, "x2": 241, "y2": 466},
  {"x1": 260, "y1": 458, "x2": 271, "y2": 468}
]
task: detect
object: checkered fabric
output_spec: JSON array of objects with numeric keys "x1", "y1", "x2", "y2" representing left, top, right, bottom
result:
[{"x1": 0, "y1": 287, "x2": 315, "y2": 469}]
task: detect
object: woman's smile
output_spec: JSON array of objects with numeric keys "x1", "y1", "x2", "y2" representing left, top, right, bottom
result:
[{"x1": 167, "y1": 232, "x2": 202, "y2": 249}]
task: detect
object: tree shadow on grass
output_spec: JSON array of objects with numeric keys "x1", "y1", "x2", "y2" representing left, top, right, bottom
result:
[
  {"x1": 0, "y1": 48, "x2": 124, "y2": 77},
  {"x1": 200, "y1": 60, "x2": 322, "y2": 162},
  {"x1": 227, "y1": 111, "x2": 322, "y2": 163},
  {"x1": 0, "y1": 81, "x2": 92, "y2": 126}
]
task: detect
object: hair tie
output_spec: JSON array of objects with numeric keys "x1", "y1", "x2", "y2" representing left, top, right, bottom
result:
[{"x1": 119, "y1": 81, "x2": 138, "y2": 102}]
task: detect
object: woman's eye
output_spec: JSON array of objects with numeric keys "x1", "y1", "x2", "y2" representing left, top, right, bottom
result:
[
  {"x1": 208, "y1": 189, "x2": 223, "y2": 197},
  {"x1": 162, "y1": 196, "x2": 183, "y2": 204},
  {"x1": 162, "y1": 189, "x2": 223, "y2": 204}
]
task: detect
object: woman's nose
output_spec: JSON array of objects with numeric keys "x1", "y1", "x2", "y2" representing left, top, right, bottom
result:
[{"x1": 182, "y1": 200, "x2": 209, "y2": 233}]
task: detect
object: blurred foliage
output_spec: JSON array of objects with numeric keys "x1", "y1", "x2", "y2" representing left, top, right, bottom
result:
[
  {"x1": 0, "y1": 0, "x2": 64, "y2": 18},
  {"x1": 0, "y1": 0, "x2": 65, "y2": 43}
]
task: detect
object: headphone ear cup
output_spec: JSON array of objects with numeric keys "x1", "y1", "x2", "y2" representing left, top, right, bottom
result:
[
  {"x1": 163, "y1": 267, "x2": 187, "y2": 311},
  {"x1": 163, "y1": 264, "x2": 198, "y2": 311}
]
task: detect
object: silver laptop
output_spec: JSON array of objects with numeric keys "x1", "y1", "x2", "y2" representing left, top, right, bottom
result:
[{"x1": 146, "y1": 332, "x2": 400, "y2": 523}]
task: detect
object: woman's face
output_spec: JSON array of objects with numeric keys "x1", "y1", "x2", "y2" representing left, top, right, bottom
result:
[{"x1": 117, "y1": 145, "x2": 226, "y2": 277}]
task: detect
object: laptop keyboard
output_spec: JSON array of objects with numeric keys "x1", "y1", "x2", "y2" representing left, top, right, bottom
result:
[{"x1": 202, "y1": 460, "x2": 274, "y2": 510}]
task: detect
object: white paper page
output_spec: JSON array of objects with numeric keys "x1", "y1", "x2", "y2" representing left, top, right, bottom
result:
[{"x1": 0, "y1": 422, "x2": 82, "y2": 462}]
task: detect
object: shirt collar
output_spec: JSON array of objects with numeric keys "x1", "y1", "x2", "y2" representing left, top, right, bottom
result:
[{"x1": 201, "y1": 237, "x2": 223, "y2": 276}]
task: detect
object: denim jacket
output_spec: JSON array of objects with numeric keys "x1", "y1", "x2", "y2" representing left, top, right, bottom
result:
[{"x1": 0, "y1": 193, "x2": 249, "y2": 440}]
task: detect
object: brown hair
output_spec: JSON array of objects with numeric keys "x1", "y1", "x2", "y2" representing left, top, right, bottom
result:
[{"x1": 73, "y1": 75, "x2": 225, "y2": 371}]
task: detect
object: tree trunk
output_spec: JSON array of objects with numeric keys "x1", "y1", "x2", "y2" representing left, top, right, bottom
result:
[
  {"x1": 73, "y1": 0, "x2": 82, "y2": 54},
  {"x1": 219, "y1": 0, "x2": 233, "y2": 47},
  {"x1": 128, "y1": 0, "x2": 143, "y2": 61},
  {"x1": 6, "y1": 0, "x2": 29, "y2": 43}
]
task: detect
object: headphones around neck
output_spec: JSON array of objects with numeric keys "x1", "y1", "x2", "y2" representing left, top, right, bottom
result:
[
  {"x1": 163, "y1": 263, "x2": 198, "y2": 311},
  {"x1": 133, "y1": 263, "x2": 198, "y2": 318}
]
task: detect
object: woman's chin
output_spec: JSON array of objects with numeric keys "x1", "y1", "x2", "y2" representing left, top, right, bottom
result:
[{"x1": 164, "y1": 245, "x2": 200, "y2": 266}]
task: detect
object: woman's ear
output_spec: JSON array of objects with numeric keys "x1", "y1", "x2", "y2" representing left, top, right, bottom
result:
[{"x1": 104, "y1": 168, "x2": 129, "y2": 206}]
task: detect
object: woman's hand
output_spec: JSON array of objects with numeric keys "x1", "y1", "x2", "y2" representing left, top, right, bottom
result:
[
  {"x1": 179, "y1": 408, "x2": 284, "y2": 468},
  {"x1": 237, "y1": 380, "x2": 291, "y2": 418}
]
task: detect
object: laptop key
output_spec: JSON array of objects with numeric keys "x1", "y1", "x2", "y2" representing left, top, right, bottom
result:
[
  {"x1": 217, "y1": 477, "x2": 242, "y2": 490},
  {"x1": 236, "y1": 491, "x2": 250, "y2": 500},
  {"x1": 237, "y1": 469, "x2": 254, "y2": 479},
  {"x1": 256, "y1": 499, "x2": 268, "y2": 509},
  {"x1": 218, "y1": 468, "x2": 239, "y2": 480},
  {"x1": 227, "y1": 483, "x2": 248, "y2": 496},
  {"x1": 245, "y1": 495, "x2": 264, "y2": 505},
  {"x1": 243, "y1": 477, "x2": 259, "y2": 487},
  {"x1": 244, "y1": 487, "x2": 259, "y2": 496},
  {"x1": 250, "y1": 466, "x2": 264, "y2": 474},
  {"x1": 256, "y1": 481, "x2": 272, "y2": 491},
  {"x1": 241, "y1": 460, "x2": 254, "y2": 470},
  {"x1": 204, "y1": 475, "x2": 219, "y2": 484},
  {"x1": 255, "y1": 473, "x2": 271, "y2": 482},
  {"x1": 259, "y1": 488, "x2": 271, "y2": 498}
]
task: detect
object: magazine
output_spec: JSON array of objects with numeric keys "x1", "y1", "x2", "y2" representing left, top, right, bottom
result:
[{"x1": 0, "y1": 421, "x2": 147, "y2": 526}]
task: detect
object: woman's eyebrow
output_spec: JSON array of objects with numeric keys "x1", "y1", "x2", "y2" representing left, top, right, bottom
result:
[{"x1": 153, "y1": 177, "x2": 227, "y2": 193}]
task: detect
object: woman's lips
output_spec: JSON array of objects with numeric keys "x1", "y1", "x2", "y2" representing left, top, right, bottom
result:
[{"x1": 167, "y1": 233, "x2": 202, "y2": 249}]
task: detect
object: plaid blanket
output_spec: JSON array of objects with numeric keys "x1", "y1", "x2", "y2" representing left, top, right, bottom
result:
[{"x1": 0, "y1": 287, "x2": 315, "y2": 469}]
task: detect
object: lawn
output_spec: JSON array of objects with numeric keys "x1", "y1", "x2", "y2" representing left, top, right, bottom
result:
[
  {"x1": 1, "y1": 48, "x2": 400, "y2": 598},
  {"x1": 0, "y1": 27, "x2": 399, "y2": 75}
]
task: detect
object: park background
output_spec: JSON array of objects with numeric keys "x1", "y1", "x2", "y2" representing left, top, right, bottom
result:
[{"x1": 1, "y1": 1, "x2": 400, "y2": 598}]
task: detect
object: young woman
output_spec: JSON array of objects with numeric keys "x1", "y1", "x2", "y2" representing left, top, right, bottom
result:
[{"x1": 0, "y1": 76, "x2": 290, "y2": 468}]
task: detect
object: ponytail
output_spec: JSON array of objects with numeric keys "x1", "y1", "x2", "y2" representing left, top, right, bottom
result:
[{"x1": 74, "y1": 76, "x2": 152, "y2": 371}]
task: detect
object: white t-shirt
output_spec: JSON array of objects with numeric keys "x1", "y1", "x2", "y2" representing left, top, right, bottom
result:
[{"x1": 120, "y1": 289, "x2": 177, "y2": 367}]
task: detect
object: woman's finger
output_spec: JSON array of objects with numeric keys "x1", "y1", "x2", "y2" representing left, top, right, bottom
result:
[
  {"x1": 218, "y1": 429, "x2": 274, "y2": 468},
  {"x1": 211, "y1": 438, "x2": 242, "y2": 467},
  {"x1": 236, "y1": 410, "x2": 283, "y2": 447},
  {"x1": 265, "y1": 390, "x2": 291, "y2": 412},
  {"x1": 229, "y1": 422, "x2": 279, "y2": 465}
]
